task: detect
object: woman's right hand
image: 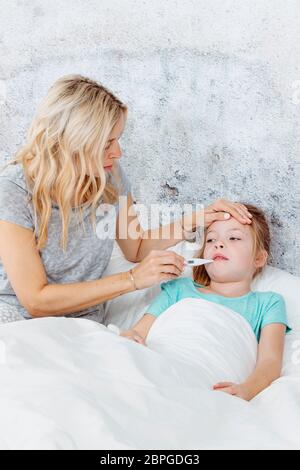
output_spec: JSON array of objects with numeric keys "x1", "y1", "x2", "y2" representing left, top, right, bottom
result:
[{"x1": 129, "y1": 249, "x2": 186, "y2": 290}]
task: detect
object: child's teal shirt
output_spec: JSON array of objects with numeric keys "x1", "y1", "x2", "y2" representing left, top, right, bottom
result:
[{"x1": 146, "y1": 277, "x2": 292, "y2": 342}]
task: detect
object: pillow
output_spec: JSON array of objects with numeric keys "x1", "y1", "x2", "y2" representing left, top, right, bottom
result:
[
  {"x1": 103, "y1": 240, "x2": 300, "y2": 334},
  {"x1": 251, "y1": 266, "x2": 300, "y2": 332}
]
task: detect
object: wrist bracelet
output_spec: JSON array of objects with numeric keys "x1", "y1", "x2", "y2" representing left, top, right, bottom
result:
[{"x1": 129, "y1": 268, "x2": 138, "y2": 290}]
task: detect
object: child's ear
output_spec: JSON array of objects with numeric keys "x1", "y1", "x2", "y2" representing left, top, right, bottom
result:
[{"x1": 254, "y1": 249, "x2": 268, "y2": 269}]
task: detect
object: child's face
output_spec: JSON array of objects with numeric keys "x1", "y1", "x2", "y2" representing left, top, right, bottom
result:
[{"x1": 203, "y1": 218, "x2": 260, "y2": 283}]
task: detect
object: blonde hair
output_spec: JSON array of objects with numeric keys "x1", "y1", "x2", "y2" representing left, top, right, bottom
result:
[
  {"x1": 193, "y1": 203, "x2": 271, "y2": 286},
  {"x1": 0, "y1": 74, "x2": 127, "y2": 251}
]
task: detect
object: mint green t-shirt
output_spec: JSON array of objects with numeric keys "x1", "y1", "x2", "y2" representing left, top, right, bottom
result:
[{"x1": 146, "y1": 277, "x2": 292, "y2": 342}]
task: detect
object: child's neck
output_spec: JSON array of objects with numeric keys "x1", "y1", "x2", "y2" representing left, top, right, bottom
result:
[{"x1": 205, "y1": 279, "x2": 252, "y2": 298}]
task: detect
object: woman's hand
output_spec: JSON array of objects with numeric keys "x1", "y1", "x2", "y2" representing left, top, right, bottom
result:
[
  {"x1": 204, "y1": 199, "x2": 253, "y2": 227},
  {"x1": 130, "y1": 249, "x2": 186, "y2": 290},
  {"x1": 183, "y1": 199, "x2": 253, "y2": 231},
  {"x1": 120, "y1": 329, "x2": 146, "y2": 345},
  {"x1": 213, "y1": 382, "x2": 254, "y2": 401}
]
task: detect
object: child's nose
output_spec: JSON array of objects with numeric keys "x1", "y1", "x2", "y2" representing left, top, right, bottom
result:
[{"x1": 214, "y1": 241, "x2": 224, "y2": 248}]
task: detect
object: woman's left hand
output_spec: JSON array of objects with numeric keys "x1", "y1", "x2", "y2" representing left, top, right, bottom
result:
[
  {"x1": 184, "y1": 199, "x2": 253, "y2": 231},
  {"x1": 212, "y1": 381, "x2": 253, "y2": 401}
]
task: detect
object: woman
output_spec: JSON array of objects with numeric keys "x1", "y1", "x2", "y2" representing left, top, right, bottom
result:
[{"x1": 0, "y1": 74, "x2": 253, "y2": 324}]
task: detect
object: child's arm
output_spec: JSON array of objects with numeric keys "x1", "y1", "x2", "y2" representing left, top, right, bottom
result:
[
  {"x1": 213, "y1": 323, "x2": 286, "y2": 401},
  {"x1": 120, "y1": 313, "x2": 156, "y2": 345}
]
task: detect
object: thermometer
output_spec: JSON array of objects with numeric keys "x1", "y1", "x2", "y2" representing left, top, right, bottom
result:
[{"x1": 184, "y1": 258, "x2": 214, "y2": 266}]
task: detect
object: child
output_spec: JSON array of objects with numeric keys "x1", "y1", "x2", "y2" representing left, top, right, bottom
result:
[{"x1": 120, "y1": 204, "x2": 292, "y2": 401}]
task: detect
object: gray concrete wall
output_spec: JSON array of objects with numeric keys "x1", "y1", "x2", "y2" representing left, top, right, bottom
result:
[{"x1": 0, "y1": 0, "x2": 299, "y2": 275}]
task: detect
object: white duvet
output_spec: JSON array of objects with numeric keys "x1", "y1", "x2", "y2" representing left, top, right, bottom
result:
[{"x1": 0, "y1": 297, "x2": 299, "y2": 450}]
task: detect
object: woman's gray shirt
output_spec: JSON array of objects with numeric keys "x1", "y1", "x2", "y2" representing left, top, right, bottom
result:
[{"x1": 0, "y1": 161, "x2": 131, "y2": 321}]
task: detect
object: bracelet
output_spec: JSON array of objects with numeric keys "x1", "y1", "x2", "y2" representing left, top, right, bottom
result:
[{"x1": 129, "y1": 268, "x2": 138, "y2": 290}]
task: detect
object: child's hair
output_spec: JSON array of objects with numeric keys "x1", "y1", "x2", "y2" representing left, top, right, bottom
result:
[{"x1": 193, "y1": 203, "x2": 271, "y2": 286}]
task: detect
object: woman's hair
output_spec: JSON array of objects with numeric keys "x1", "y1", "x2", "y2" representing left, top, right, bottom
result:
[
  {"x1": 0, "y1": 74, "x2": 127, "y2": 251},
  {"x1": 193, "y1": 203, "x2": 271, "y2": 286}
]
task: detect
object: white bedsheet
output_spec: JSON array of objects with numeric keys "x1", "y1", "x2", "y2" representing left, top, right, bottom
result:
[{"x1": 0, "y1": 298, "x2": 299, "y2": 450}]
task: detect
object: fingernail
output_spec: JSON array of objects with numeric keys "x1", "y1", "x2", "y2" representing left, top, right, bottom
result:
[{"x1": 224, "y1": 213, "x2": 230, "y2": 219}]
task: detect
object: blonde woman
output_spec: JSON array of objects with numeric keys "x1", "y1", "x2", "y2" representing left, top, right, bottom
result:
[{"x1": 0, "y1": 74, "x2": 253, "y2": 324}]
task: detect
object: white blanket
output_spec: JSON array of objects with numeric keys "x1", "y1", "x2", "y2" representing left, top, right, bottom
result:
[
  {"x1": 0, "y1": 298, "x2": 299, "y2": 450},
  {"x1": 147, "y1": 298, "x2": 258, "y2": 387}
]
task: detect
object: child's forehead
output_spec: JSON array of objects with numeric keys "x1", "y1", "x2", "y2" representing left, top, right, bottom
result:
[{"x1": 207, "y1": 218, "x2": 249, "y2": 234}]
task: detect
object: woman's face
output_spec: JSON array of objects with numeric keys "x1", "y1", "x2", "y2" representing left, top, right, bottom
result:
[
  {"x1": 103, "y1": 113, "x2": 126, "y2": 172},
  {"x1": 88, "y1": 113, "x2": 126, "y2": 177},
  {"x1": 203, "y1": 218, "x2": 260, "y2": 283}
]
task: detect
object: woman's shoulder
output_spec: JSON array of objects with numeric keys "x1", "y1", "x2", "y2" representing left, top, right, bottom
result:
[
  {"x1": 0, "y1": 161, "x2": 28, "y2": 192},
  {"x1": 0, "y1": 162, "x2": 34, "y2": 230}
]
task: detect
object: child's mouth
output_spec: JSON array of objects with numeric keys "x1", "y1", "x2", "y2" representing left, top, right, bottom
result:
[{"x1": 213, "y1": 254, "x2": 229, "y2": 261}]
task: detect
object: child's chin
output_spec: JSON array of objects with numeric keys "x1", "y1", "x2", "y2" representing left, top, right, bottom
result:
[
  {"x1": 207, "y1": 268, "x2": 232, "y2": 282},
  {"x1": 207, "y1": 265, "x2": 229, "y2": 275}
]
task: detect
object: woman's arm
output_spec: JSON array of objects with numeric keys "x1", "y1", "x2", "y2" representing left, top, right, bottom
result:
[
  {"x1": 116, "y1": 195, "x2": 253, "y2": 263},
  {"x1": 116, "y1": 193, "x2": 184, "y2": 263},
  {"x1": 0, "y1": 221, "x2": 184, "y2": 318},
  {"x1": 213, "y1": 323, "x2": 286, "y2": 401},
  {"x1": 120, "y1": 313, "x2": 156, "y2": 344},
  {"x1": 0, "y1": 220, "x2": 136, "y2": 318}
]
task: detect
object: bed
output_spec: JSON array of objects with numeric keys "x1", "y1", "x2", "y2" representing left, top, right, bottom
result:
[{"x1": 0, "y1": 240, "x2": 299, "y2": 450}]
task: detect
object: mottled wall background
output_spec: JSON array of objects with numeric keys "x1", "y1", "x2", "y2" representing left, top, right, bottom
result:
[{"x1": 0, "y1": 0, "x2": 299, "y2": 275}]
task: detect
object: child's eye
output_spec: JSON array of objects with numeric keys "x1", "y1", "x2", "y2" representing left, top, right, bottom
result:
[
  {"x1": 206, "y1": 239, "x2": 215, "y2": 243},
  {"x1": 229, "y1": 237, "x2": 241, "y2": 241}
]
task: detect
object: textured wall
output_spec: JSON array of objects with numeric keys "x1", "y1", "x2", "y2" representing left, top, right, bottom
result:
[{"x1": 0, "y1": 0, "x2": 299, "y2": 274}]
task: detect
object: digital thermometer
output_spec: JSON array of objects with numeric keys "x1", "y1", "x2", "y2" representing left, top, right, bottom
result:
[{"x1": 184, "y1": 258, "x2": 214, "y2": 266}]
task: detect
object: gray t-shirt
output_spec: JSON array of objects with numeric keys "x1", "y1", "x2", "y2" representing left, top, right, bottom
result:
[{"x1": 0, "y1": 161, "x2": 131, "y2": 320}]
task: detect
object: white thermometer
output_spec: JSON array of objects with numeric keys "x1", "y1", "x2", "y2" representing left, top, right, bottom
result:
[{"x1": 184, "y1": 258, "x2": 214, "y2": 266}]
